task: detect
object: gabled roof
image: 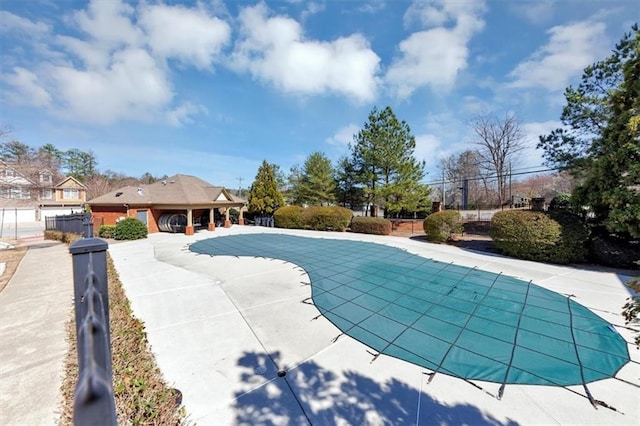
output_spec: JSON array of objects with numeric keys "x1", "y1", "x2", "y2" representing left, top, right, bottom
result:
[
  {"x1": 88, "y1": 174, "x2": 243, "y2": 206},
  {"x1": 55, "y1": 176, "x2": 87, "y2": 189},
  {"x1": 0, "y1": 161, "x2": 36, "y2": 186}
]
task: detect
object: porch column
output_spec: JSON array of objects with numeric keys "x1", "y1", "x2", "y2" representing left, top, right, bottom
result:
[
  {"x1": 185, "y1": 208, "x2": 194, "y2": 235},
  {"x1": 238, "y1": 206, "x2": 244, "y2": 225},
  {"x1": 224, "y1": 207, "x2": 231, "y2": 228},
  {"x1": 208, "y1": 207, "x2": 215, "y2": 231}
]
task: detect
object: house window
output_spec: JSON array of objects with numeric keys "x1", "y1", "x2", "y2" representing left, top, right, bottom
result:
[
  {"x1": 11, "y1": 188, "x2": 31, "y2": 199},
  {"x1": 62, "y1": 188, "x2": 79, "y2": 199},
  {"x1": 40, "y1": 173, "x2": 52, "y2": 183},
  {"x1": 41, "y1": 189, "x2": 53, "y2": 200},
  {"x1": 1, "y1": 169, "x2": 15, "y2": 177}
]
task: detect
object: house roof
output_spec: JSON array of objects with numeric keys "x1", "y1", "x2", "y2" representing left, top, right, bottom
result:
[
  {"x1": 54, "y1": 176, "x2": 87, "y2": 189},
  {"x1": 88, "y1": 174, "x2": 245, "y2": 206}
]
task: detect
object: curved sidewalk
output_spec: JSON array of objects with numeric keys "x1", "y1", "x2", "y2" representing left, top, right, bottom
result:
[{"x1": 0, "y1": 241, "x2": 73, "y2": 426}]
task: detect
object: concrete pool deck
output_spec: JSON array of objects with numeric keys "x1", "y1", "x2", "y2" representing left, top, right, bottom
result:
[{"x1": 108, "y1": 226, "x2": 639, "y2": 425}]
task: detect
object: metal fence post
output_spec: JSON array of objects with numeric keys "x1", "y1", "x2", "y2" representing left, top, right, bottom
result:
[
  {"x1": 69, "y1": 238, "x2": 117, "y2": 426},
  {"x1": 83, "y1": 213, "x2": 94, "y2": 238}
]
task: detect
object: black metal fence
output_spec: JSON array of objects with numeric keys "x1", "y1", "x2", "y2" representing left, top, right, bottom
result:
[
  {"x1": 69, "y1": 238, "x2": 117, "y2": 425},
  {"x1": 46, "y1": 212, "x2": 94, "y2": 237}
]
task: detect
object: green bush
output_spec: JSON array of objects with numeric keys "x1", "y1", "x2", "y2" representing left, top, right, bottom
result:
[
  {"x1": 301, "y1": 206, "x2": 352, "y2": 231},
  {"x1": 490, "y1": 210, "x2": 588, "y2": 264},
  {"x1": 114, "y1": 218, "x2": 148, "y2": 240},
  {"x1": 549, "y1": 193, "x2": 572, "y2": 212},
  {"x1": 274, "y1": 205, "x2": 351, "y2": 231},
  {"x1": 588, "y1": 228, "x2": 639, "y2": 269},
  {"x1": 98, "y1": 225, "x2": 117, "y2": 239},
  {"x1": 350, "y1": 217, "x2": 392, "y2": 235},
  {"x1": 274, "y1": 205, "x2": 304, "y2": 229},
  {"x1": 423, "y1": 211, "x2": 462, "y2": 242}
]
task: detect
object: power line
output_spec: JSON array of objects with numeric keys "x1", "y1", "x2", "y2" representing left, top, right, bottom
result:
[{"x1": 423, "y1": 167, "x2": 561, "y2": 186}]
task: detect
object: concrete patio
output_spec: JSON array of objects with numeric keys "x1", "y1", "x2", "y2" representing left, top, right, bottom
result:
[{"x1": 108, "y1": 226, "x2": 639, "y2": 425}]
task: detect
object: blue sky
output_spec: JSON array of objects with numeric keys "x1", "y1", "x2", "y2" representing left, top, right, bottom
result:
[{"x1": 0, "y1": 0, "x2": 636, "y2": 190}]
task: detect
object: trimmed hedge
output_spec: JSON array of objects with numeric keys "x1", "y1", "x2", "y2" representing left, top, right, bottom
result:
[
  {"x1": 98, "y1": 225, "x2": 117, "y2": 239},
  {"x1": 301, "y1": 206, "x2": 352, "y2": 231},
  {"x1": 423, "y1": 211, "x2": 463, "y2": 242},
  {"x1": 114, "y1": 217, "x2": 148, "y2": 240},
  {"x1": 274, "y1": 205, "x2": 304, "y2": 229},
  {"x1": 350, "y1": 217, "x2": 392, "y2": 235},
  {"x1": 490, "y1": 210, "x2": 588, "y2": 264},
  {"x1": 273, "y1": 205, "x2": 352, "y2": 231}
]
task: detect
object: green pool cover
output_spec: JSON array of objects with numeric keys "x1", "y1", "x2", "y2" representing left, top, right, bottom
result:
[{"x1": 189, "y1": 234, "x2": 629, "y2": 389}]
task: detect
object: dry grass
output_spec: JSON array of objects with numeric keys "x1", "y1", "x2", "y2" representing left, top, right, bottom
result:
[
  {"x1": 59, "y1": 252, "x2": 187, "y2": 425},
  {"x1": 0, "y1": 244, "x2": 28, "y2": 292}
]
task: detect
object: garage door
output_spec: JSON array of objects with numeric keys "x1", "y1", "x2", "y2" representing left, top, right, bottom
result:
[
  {"x1": 40, "y1": 207, "x2": 81, "y2": 220},
  {"x1": 0, "y1": 208, "x2": 36, "y2": 224}
]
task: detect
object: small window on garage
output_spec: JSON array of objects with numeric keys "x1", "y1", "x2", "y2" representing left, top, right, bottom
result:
[{"x1": 136, "y1": 209, "x2": 148, "y2": 225}]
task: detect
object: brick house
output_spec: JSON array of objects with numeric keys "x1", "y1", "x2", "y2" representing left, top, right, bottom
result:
[
  {"x1": 88, "y1": 174, "x2": 246, "y2": 235},
  {"x1": 0, "y1": 161, "x2": 87, "y2": 222}
]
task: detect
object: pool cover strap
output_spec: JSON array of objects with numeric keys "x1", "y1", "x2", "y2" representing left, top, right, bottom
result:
[{"x1": 188, "y1": 234, "x2": 630, "y2": 399}]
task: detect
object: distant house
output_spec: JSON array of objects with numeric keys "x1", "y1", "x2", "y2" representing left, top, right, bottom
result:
[
  {"x1": 88, "y1": 174, "x2": 246, "y2": 235},
  {"x1": 0, "y1": 161, "x2": 87, "y2": 223}
]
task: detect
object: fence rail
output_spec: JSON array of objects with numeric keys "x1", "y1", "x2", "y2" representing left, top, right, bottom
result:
[
  {"x1": 46, "y1": 212, "x2": 94, "y2": 237},
  {"x1": 70, "y1": 238, "x2": 117, "y2": 425}
]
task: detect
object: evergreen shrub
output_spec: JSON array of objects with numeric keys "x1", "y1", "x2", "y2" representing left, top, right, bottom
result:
[
  {"x1": 588, "y1": 228, "x2": 639, "y2": 269},
  {"x1": 98, "y1": 225, "x2": 117, "y2": 239},
  {"x1": 423, "y1": 211, "x2": 463, "y2": 242},
  {"x1": 350, "y1": 217, "x2": 392, "y2": 235},
  {"x1": 549, "y1": 193, "x2": 572, "y2": 212},
  {"x1": 274, "y1": 206, "x2": 304, "y2": 229},
  {"x1": 301, "y1": 206, "x2": 352, "y2": 231},
  {"x1": 490, "y1": 210, "x2": 588, "y2": 264},
  {"x1": 114, "y1": 218, "x2": 148, "y2": 240},
  {"x1": 274, "y1": 206, "x2": 352, "y2": 231}
]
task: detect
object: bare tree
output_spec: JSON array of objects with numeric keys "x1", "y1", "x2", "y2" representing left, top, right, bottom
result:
[
  {"x1": 470, "y1": 112, "x2": 525, "y2": 207},
  {"x1": 439, "y1": 150, "x2": 494, "y2": 208}
]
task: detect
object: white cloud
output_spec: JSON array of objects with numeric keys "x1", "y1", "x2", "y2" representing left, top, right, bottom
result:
[
  {"x1": 508, "y1": 20, "x2": 608, "y2": 91},
  {"x1": 301, "y1": 2, "x2": 326, "y2": 21},
  {"x1": 230, "y1": 3, "x2": 380, "y2": 103},
  {"x1": 0, "y1": 11, "x2": 50, "y2": 35},
  {"x1": 2, "y1": 67, "x2": 52, "y2": 107},
  {"x1": 167, "y1": 102, "x2": 208, "y2": 127},
  {"x1": 49, "y1": 48, "x2": 173, "y2": 125},
  {"x1": 71, "y1": 0, "x2": 142, "y2": 48},
  {"x1": 510, "y1": 0, "x2": 556, "y2": 25},
  {"x1": 414, "y1": 133, "x2": 442, "y2": 164},
  {"x1": 139, "y1": 4, "x2": 231, "y2": 69},
  {"x1": 358, "y1": 0, "x2": 386, "y2": 14},
  {"x1": 386, "y1": 0, "x2": 486, "y2": 98},
  {"x1": 1, "y1": 0, "x2": 237, "y2": 126},
  {"x1": 325, "y1": 123, "x2": 360, "y2": 146}
]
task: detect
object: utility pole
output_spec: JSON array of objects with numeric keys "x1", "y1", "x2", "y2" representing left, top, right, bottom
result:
[
  {"x1": 237, "y1": 177, "x2": 244, "y2": 196},
  {"x1": 508, "y1": 162, "x2": 512, "y2": 209},
  {"x1": 441, "y1": 170, "x2": 445, "y2": 205}
]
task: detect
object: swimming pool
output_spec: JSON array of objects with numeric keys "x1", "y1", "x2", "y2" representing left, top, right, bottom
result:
[{"x1": 189, "y1": 234, "x2": 629, "y2": 393}]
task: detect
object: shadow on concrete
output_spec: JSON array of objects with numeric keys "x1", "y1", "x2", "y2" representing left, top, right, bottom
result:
[{"x1": 234, "y1": 351, "x2": 519, "y2": 426}]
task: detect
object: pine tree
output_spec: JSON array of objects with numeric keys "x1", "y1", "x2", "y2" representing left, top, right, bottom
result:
[
  {"x1": 247, "y1": 160, "x2": 285, "y2": 216},
  {"x1": 350, "y1": 106, "x2": 426, "y2": 217},
  {"x1": 297, "y1": 152, "x2": 336, "y2": 206},
  {"x1": 539, "y1": 25, "x2": 640, "y2": 238}
]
